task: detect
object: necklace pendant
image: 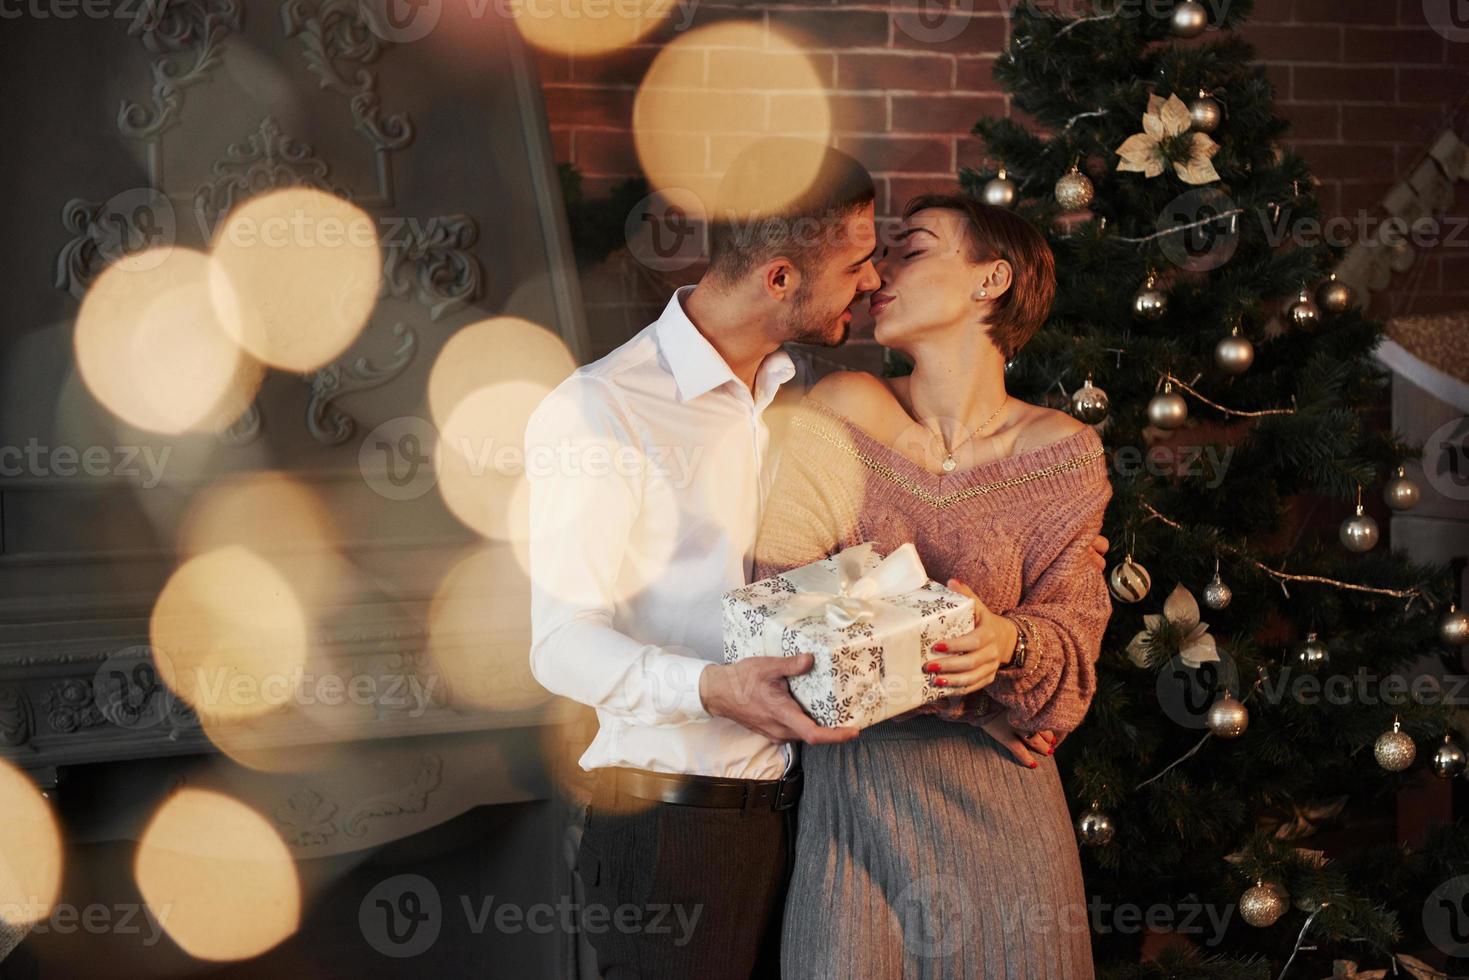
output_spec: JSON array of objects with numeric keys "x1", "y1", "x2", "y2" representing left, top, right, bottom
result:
[{"x1": 941, "y1": 455, "x2": 957, "y2": 473}]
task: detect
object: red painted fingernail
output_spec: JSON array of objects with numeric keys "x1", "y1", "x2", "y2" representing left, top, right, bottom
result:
[
  {"x1": 1028, "y1": 761, "x2": 1038, "y2": 769},
  {"x1": 934, "y1": 677, "x2": 948, "y2": 687},
  {"x1": 923, "y1": 662, "x2": 941, "y2": 673},
  {"x1": 933, "y1": 642, "x2": 948, "y2": 652},
  {"x1": 1047, "y1": 746, "x2": 1055, "y2": 756}
]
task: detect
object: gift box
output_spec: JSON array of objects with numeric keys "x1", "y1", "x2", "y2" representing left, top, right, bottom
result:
[{"x1": 722, "y1": 542, "x2": 976, "y2": 728}]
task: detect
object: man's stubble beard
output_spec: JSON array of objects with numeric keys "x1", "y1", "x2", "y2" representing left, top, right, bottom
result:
[{"x1": 781, "y1": 289, "x2": 850, "y2": 348}]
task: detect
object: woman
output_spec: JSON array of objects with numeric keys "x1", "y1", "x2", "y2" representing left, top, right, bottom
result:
[{"x1": 755, "y1": 195, "x2": 1112, "y2": 979}]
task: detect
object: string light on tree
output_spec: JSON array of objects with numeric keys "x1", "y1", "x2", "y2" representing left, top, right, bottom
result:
[
  {"x1": 1374, "y1": 716, "x2": 1416, "y2": 772},
  {"x1": 1170, "y1": 0, "x2": 1208, "y2": 37},
  {"x1": 1214, "y1": 324, "x2": 1254, "y2": 374},
  {"x1": 1317, "y1": 272, "x2": 1355, "y2": 315},
  {"x1": 1069, "y1": 375, "x2": 1109, "y2": 424},
  {"x1": 1382, "y1": 466, "x2": 1421, "y2": 511},
  {"x1": 983, "y1": 166, "x2": 1018, "y2": 208},
  {"x1": 1054, "y1": 163, "x2": 1095, "y2": 212},
  {"x1": 1132, "y1": 271, "x2": 1168, "y2": 321},
  {"x1": 1338, "y1": 487, "x2": 1379, "y2": 553},
  {"x1": 1431, "y1": 734, "x2": 1466, "y2": 779}
]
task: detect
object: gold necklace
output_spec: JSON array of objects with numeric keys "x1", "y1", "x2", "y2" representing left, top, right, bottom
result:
[{"x1": 932, "y1": 398, "x2": 1007, "y2": 473}]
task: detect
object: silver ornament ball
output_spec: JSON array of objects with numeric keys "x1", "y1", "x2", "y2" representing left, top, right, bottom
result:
[
  {"x1": 1383, "y1": 467, "x2": 1421, "y2": 512},
  {"x1": 1239, "y1": 882, "x2": 1289, "y2": 928},
  {"x1": 1054, "y1": 167, "x2": 1095, "y2": 212},
  {"x1": 1440, "y1": 603, "x2": 1469, "y2": 646},
  {"x1": 1189, "y1": 95, "x2": 1222, "y2": 133},
  {"x1": 1171, "y1": 0, "x2": 1209, "y2": 37},
  {"x1": 1070, "y1": 379, "x2": 1109, "y2": 424},
  {"x1": 1206, "y1": 693, "x2": 1249, "y2": 738},
  {"x1": 1374, "y1": 724, "x2": 1416, "y2": 772},
  {"x1": 1215, "y1": 332, "x2": 1254, "y2": 375},
  {"x1": 1133, "y1": 283, "x2": 1169, "y2": 321},
  {"x1": 1076, "y1": 805, "x2": 1115, "y2": 846},
  {"x1": 1339, "y1": 507, "x2": 1379, "y2": 552},
  {"x1": 1287, "y1": 289, "x2": 1321, "y2": 331},
  {"x1": 1108, "y1": 556, "x2": 1151, "y2": 603},
  {"x1": 1431, "y1": 735, "x2": 1467, "y2": 779},
  {"x1": 983, "y1": 172, "x2": 1018, "y2": 208},
  {"x1": 1203, "y1": 573, "x2": 1233, "y2": 610},
  {"x1": 1317, "y1": 274, "x2": 1355, "y2": 314},
  {"x1": 1148, "y1": 389, "x2": 1189, "y2": 430},
  {"x1": 1293, "y1": 632, "x2": 1329, "y2": 673}
]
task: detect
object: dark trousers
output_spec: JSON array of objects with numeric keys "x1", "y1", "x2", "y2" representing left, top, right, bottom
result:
[{"x1": 574, "y1": 788, "x2": 794, "y2": 980}]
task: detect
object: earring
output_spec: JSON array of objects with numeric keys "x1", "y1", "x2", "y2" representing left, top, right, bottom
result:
[{"x1": 978, "y1": 289, "x2": 988, "y2": 298}]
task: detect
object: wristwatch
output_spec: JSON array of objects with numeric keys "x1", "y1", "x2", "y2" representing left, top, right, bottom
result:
[{"x1": 1005, "y1": 615, "x2": 1031, "y2": 670}]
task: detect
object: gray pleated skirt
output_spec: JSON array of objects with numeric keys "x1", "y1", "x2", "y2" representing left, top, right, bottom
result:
[{"x1": 781, "y1": 715, "x2": 1096, "y2": 980}]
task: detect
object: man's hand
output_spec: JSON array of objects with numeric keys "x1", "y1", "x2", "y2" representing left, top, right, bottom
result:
[
  {"x1": 699, "y1": 655, "x2": 860, "y2": 745},
  {"x1": 923, "y1": 579, "x2": 1014, "y2": 695},
  {"x1": 980, "y1": 715, "x2": 1056, "y2": 768},
  {"x1": 1088, "y1": 533, "x2": 1110, "y2": 572}
]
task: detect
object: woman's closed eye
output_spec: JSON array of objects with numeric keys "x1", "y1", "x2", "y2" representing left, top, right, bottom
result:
[{"x1": 903, "y1": 249, "x2": 922, "y2": 260}]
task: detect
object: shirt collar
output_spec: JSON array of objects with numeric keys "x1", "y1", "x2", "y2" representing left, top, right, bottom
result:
[{"x1": 655, "y1": 286, "x2": 796, "y2": 405}]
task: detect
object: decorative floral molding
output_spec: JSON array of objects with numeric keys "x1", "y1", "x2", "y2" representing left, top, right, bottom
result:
[
  {"x1": 118, "y1": 0, "x2": 243, "y2": 141},
  {"x1": 305, "y1": 323, "x2": 418, "y2": 444}
]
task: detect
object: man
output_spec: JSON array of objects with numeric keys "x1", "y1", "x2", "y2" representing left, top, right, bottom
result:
[{"x1": 525, "y1": 139, "x2": 1105, "y2": 978}]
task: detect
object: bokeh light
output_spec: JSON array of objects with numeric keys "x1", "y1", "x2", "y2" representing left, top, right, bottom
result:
[
  {"x1": 0, "y1": 758, "x2": 63, "y2": 928},
  {"x1": 512, "y1": 0, "x2": 674, "y2": 56},
  {"x1": 74, "y1": 247, "x2": 264, "y2": 434},
  {"x1": 633, "y1": 22, "x2": 832, "y2": 212},
  {"x1": 209, "y1": 188, "x2": 380, "y2": 372},
  {"x1": 134, "y1": 789, "x2": 300, "y2": 961}
]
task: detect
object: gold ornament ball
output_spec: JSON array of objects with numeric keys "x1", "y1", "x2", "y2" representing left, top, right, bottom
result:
[
  {"x1": 1317, "y1": 274, "x2": 1355, "y2": 314},
  {"x1": 1133, "y1": 284, "x2": 1168, "y2": 321},
  {"x1": 1292, "y1": 632, "x2": 1329, "y2": 673},
  {"x1": 1108, "y1": 556, "x2": 1151, "y2": 603},
  {"x1": 1383, "y1": 467, "x2": 1421, "y2": 512},
  {"x1": 1214, "y1": 333, "x2": 1254, "y2": 374},
  {"x1": 1432, "y1": 735, "x2": 1467, "y2": 779},
  {"x1": 1054, "y1": 168, "x2": 1095, "y2": 212},
  {"x1": 1440, "y1": 603, "x2": 1469, "y2": 646},
  {"x1": 1076, "y1": 805, "x2": 1115, "y2": 846},
  {"x1": 1189, "y1": 95, "x2": 1222, "y2": 133},
  {"x1": 1239, "y1": 882, "x2": 1289, "y2": 927},
  {"x1": 1148, "y1": 389, "x2": 1189, "y2": 430},
  {"x1": 1206, "y1": 693, "x2": 1249, "y2": 738},
  {"x1": 1171, "y1": 0, "x2": 1208, "y2": 37},
  {"x1": 1070, "y1": 379, "x2": 1109, "y2": 424},
  {"x1": 1287, "y1": 289, "x2": 1321, "y2": 331},
  {"x1": 983, "y1": 172, "x2": 1018, "y2": 208},
  {"x1": 1374, "y1": 726, "x2": 1416, "y2": 772},
  {"x1": 1338, "y1": 507, "x2": 1379, "y2": 552}
]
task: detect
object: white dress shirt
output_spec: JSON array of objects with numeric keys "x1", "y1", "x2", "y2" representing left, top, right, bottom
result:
[{"x1": 525, "y1": 286, "x2": 811, "y2": 779}]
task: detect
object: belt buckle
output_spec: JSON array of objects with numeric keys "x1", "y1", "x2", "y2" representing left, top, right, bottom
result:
[{"x1": 774, "y1": 769, "x2": 802, "y2": 811}]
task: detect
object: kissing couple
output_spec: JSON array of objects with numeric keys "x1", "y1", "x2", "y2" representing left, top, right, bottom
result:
[{"x1": 526, "y1": 137, "x2": 1113, "y2": 979}]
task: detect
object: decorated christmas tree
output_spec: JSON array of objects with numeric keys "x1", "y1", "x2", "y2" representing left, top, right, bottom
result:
[{"x1": 959, "y1": 1, "x2": 1469, "y2": 975}]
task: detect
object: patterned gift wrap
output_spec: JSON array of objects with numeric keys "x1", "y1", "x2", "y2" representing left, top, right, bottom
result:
[{"x1": 722, "y1": 543, "x2": 976, "y2": 728}]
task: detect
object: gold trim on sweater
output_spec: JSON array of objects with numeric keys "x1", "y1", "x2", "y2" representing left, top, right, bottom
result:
[{"x1": 791, "y1": 414, "x2": 1106, "y2": 510}]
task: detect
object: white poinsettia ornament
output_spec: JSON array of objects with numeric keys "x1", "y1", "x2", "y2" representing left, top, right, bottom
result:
[
  {"x1": 1115, "y1": 93, "x2": 1220, "y2": 185},
  {"x1": 1126, "y1": 583, "x2": 1220, "y2": 668}
]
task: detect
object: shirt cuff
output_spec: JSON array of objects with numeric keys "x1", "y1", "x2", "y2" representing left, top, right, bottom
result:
[{"x1": 651, "y1": 653, "x2": 712, "y2": 724}]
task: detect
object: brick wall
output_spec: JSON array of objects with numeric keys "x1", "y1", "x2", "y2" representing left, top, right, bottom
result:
[{"x1": 530, "y1": 0, "x2": 1469, "y2": 361}]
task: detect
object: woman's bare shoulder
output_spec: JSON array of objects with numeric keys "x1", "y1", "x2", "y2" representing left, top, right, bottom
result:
[
  {"x1": 1010, "y1": 401, "x2": 1088, "y2": 453},
  {"x1": 806, "y1": 371, "x2": 901, "y2": 428}
]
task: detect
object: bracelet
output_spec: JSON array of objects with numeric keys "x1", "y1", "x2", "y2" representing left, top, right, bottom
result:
[{"x1": 1004, "y1": 615, "x2": 1029, "y2": 670}]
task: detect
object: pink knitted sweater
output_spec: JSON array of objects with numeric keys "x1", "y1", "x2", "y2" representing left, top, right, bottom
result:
[{"x1": 754, "y1": 397, "x2": 1114, "y2": 735}]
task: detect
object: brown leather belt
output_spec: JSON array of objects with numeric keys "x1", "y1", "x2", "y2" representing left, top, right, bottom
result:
[{"x1": 596, "y1": 766, "x2": 803, "y2": 811}]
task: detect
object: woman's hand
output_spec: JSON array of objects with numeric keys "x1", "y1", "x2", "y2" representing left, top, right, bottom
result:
[
  {"x1": 979, "y1": 716, "x2": 1056, "y2": 768},
  {"x1": 923, "y1": 578, "x2": 1016, "y2": 695}
]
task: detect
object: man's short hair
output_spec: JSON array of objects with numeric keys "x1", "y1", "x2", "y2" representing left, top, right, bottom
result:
[
  {"x1": 903, "y1": 193, "x2": 1056, "y2": 359},
  {"x1": 706, "y1": 138, "x2": 876, "y2": 285}
]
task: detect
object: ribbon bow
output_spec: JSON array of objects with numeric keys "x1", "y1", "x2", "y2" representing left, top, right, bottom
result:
[{"x1": 777, "y1": 542, "x2": 930, "y2": 629}]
